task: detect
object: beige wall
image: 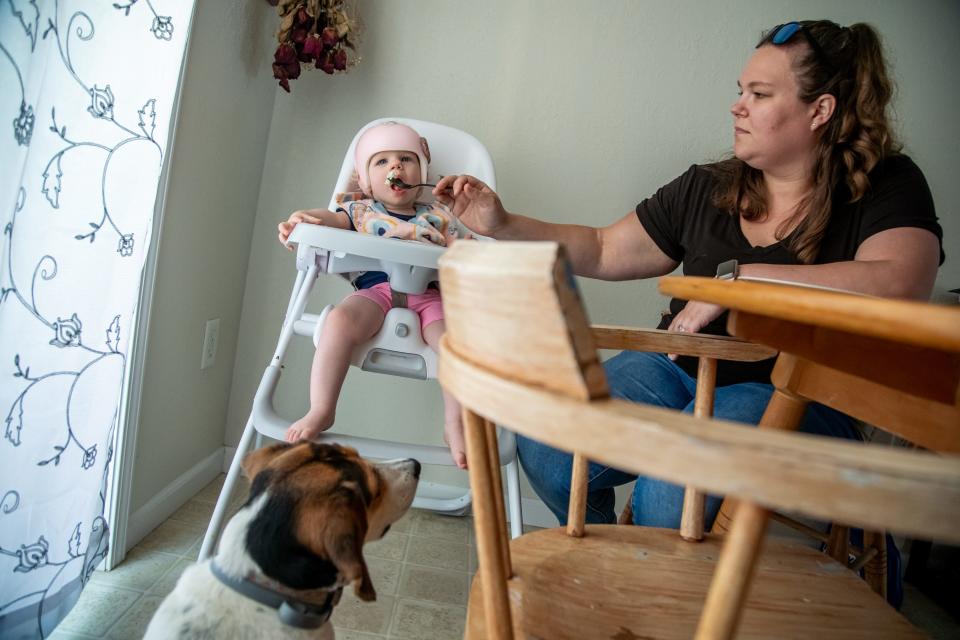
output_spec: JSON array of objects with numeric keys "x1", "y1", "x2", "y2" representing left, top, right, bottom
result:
[
  {"x1": 222, "y1": 0, "x2": 960, "y2": 499},
  {"x1": 134, "y1": 0, "x2": 960, "y2": 514},
  {"x1": 130, "y1": 1, "x2": 276, "y2": 511}
]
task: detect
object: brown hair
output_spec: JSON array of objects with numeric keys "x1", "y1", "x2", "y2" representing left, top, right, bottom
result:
[{"x1": 711, "y1": 21, "x2": 900, "y2": 263}]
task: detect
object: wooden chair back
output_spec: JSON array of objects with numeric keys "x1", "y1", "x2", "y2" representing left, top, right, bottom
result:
[
  {"x1": 438, "y1": 243, "x2": 960, "y2": 639},
  {"x1": 440, "y1": 241, "x2": 608, "y2": 402}
]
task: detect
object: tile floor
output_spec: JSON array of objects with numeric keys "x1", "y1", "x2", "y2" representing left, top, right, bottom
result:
[
  {"x1": 50, "y1": 474, "x2": 481, "y2": 639},
  {"x1": 49, "y1": 474, "x2": 958, "y2": 639}
]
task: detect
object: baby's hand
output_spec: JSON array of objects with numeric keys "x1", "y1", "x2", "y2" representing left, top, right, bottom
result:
[{"x1": 278, "y1": 210, "x2": 327, "y2": 250}]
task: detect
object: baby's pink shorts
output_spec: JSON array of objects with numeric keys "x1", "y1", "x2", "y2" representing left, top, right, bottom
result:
[{"x1": 350, "y1": 282, "x2": 444, "y2": 331}]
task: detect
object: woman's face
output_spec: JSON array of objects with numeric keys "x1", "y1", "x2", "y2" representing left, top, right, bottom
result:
[
  {"x1": 731, "y1": 44, "x2": 819, "y2": 175},
  {"x1": 367, "y1": 150, "x2": 421, "y2": 211}
]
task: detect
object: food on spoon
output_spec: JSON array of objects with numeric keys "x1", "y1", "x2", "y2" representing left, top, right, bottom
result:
[{"x1": 386, "y1": 170, "x2": 404, "y2": 187}]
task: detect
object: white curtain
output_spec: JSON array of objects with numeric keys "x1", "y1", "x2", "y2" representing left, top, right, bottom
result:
[{"x1": 0, "y1": 1, "x2": 192, "y2": 637}]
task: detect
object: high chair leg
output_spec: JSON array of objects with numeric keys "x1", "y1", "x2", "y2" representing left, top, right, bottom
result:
[
  {"x1": 199, "y1": 265, "x2": 320, "y2": 559},
  {"x1": 283, "y1": 269, "x2": 307, "y2": 324},
  {"x1": 505, "y1": 455, "x2": 523, "y2": 539},
  {"x1": 271, "y1": 264, "x2": 320, "y2": 364},
  {"x1": 198, "y1": 414, "x2": 258, "y2": 561}
]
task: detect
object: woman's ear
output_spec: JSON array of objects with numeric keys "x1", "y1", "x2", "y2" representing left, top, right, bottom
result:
[{"x1": 811, "y1": 93, "x2": 837, "y2": 128}]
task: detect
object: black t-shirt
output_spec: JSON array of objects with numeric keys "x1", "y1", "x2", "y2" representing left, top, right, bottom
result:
[{"x1": 635, "y1": 154, "x2": 944, "y2": 386}]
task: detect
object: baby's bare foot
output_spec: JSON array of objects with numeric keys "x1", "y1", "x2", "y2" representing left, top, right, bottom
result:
[
  {"x1": 285, "y1": 410, "x2": 334, "y2": 442},
  {"x1": 443, "y1": 422, "x2": 468, "y2": 470}
]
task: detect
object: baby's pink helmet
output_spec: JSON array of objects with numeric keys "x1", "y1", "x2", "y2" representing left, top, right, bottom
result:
[{"x1": 354, "y1": 121, "x2": 430, "y2": 194}]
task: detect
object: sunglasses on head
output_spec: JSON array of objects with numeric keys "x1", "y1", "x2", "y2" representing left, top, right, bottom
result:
[{"x1": 766, "y1": 22, "x2": 833, "y2": 70}]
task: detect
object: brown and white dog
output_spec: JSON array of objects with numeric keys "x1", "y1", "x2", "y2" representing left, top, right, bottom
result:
[{"x1": 144, "y1": 442, "x2": 420, "y2": 639}]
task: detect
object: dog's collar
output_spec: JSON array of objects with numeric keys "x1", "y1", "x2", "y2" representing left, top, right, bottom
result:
[{"x1": 210, "y1": 561, "x2": 342, "y2": 629}]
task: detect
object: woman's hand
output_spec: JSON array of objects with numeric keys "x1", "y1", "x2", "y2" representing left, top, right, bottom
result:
[
  {"x1": 433, "y1": 175, "x2": 508, "y2": 237},
  {"x1": 666, "y1": 300, "x2": 725, "y2": 360},
  {"x1": 278, "y1": 210, "x2": 328, "y2": 250}
]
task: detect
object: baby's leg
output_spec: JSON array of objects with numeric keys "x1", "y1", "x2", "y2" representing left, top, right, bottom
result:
[
  {"x1": 422, "y1": 319, "x2": 467, "y2": 469},
  {"x1": 286, "y1": 295, "x2": 385, "y2": 442}
]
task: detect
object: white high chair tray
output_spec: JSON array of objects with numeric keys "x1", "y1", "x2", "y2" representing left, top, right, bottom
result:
[{"x1": 289, "y1": 224, "x2": 446, "y2": 294}]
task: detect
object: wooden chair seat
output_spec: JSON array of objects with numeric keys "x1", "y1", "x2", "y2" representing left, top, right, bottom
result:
[{"x1": 466, "y1": 526, "x2": 922, "y2": 639}]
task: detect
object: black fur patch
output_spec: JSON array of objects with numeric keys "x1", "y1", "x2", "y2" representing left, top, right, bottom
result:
[
  {"x1": 244, "y1": 468, "x2": 274, "y2": 507},
  {"x1": 303, "y1": 450, "x2": 374, "y2": 505},
  {"x1": 245, "y1": 488, "x2": 340, "y2": 590}
]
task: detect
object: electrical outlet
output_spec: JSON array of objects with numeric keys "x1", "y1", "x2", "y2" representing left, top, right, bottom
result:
[{"x1": 201, "y1": 318, "x2": 220, "y2": 370}]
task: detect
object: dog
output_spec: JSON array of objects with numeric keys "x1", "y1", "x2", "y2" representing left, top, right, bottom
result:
[{"x1": 144, "y1": 441, "x2": 420, "y2": 639}]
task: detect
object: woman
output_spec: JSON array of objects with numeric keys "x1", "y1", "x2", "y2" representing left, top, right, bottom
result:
[{"x1": 434, "y1": 19, "x2": 943, "y2": 567}]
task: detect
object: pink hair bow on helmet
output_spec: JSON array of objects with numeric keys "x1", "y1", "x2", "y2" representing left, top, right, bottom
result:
[{"x1": 354, "y1": 122, "x2": 431, "y2": 194}]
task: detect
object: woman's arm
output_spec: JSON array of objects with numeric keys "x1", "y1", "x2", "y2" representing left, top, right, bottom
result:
[
  {"x1": 741, "y1": 227, "x2": 941, "y2": 300},
  {"x1": 666, "y1": 226, "x2": 941, "y2": 338},
  {"x1": 434, "y1": 175, "x2": 678, "y2": 280}
]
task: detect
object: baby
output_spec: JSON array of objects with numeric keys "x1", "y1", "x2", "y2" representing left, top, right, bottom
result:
[{"x1": 277, "y1": 122, "x2": 469, "y2": 469}]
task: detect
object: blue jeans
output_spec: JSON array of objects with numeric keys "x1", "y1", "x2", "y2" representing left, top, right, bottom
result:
[{"x1": 517, "y1": 351, "x2": 861, "y2": 528}]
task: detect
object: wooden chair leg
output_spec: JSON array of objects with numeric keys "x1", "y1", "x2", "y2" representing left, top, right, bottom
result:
[
  {"x1": 710, "y1": 500, "x2": 737, "y2": 535},
  {"x1": 826, "y1": 525, "x2": 850, "y2": 564},
  {"x1": 682, "y1": 357, "x2": 717, "y2": 542},
  {"x1": 863, "y1": 530, "x2": 888, "y2": 599},
  {"x1": 463, "y1": 408, "x2": 513, "y2": 639},
  {"x1": 695, "y1": 501, "x2": 771, "y2": 640},
  {"x1": 696, "y1": 387, "x2": 809, "y2": 639},
  {"x1": 710, "y1": 385, "x2": 808, "y2": 535},
  {"x1": 483, "y1": 419, "x2": 511, "y2": 577},
  {"x1": 617, "y1": 500, "x2": 634, "y2": 525},
  {"x1": 681, "y1": 487, "x2": 707, "y2": 541},
  {"x1": 567, "y1": 453, "x2": 589, "y2": 537}
]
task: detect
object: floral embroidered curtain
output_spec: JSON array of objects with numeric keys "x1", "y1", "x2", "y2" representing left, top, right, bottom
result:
[{"x1": 0, "y1": 2, "x2": 193, "y2": 636}]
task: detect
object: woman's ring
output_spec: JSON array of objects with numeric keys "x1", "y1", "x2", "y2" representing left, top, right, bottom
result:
[{"x1": 676, "y1": 324, "x2": 687, "y2": 332}]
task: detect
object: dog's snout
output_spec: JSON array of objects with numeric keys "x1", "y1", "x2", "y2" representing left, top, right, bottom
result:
[{"x1": 375, "y1": 457, "x2": 421, "y2": 483}]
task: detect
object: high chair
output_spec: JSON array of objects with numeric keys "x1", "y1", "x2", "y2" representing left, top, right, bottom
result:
[
  {"x1": 198, "y1": 118, "x2": 522, "y2": 561},
  {"x1": 437, "y1": 241, "x2": 960, "y2": 639}
]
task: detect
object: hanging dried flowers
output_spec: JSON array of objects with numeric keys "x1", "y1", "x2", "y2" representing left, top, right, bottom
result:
[{"x1": 267, "y1": 0, "x2": 359, "y2": 93}]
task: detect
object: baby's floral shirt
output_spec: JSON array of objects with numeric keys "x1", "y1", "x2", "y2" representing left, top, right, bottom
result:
[{"x1": 336, "y1": 193, "x2": 468, "y2": 247}]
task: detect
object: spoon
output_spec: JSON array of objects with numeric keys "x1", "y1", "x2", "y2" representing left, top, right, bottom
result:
[{"x1": 386, "y1": 172, "x2": 439, "y2": 190}]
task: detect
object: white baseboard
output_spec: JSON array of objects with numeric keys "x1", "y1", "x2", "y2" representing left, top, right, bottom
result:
[
  {"x1": 126, "y1": 447, "x2": 225, "y2": 552},
  {"x1": 223, "y1": 445, "x2": 237, "y2": 472}
]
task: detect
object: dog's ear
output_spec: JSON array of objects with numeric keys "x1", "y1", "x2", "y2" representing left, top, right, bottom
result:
[
  {"x1": 324, "y1": 508, "x2": 375, "y2": 601},
  {"x1": 241, "y1": 442, "x2": 294, "y2": 481}
]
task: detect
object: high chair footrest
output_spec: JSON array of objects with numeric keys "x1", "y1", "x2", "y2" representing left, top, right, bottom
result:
[{"x1": 306, "y1": 306, "x2": 437, "y2": 379}]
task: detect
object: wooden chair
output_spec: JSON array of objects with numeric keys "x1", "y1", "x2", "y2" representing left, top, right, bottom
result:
[
  {"x1": 436, "y1": 241, "x2": 960, "y2": 639},
  {"x1": 590, "y1": 325, "x2": 774, "y2": 533},
  {"x1": 664, "y1": 274, "x2": 960, "y2": 601}
]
